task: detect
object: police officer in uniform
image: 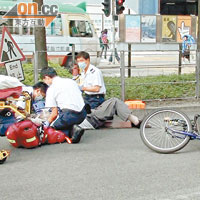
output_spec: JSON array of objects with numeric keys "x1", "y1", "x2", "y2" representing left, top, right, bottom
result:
[
  {"x1": 40, "y1": 67, "x2": 87, "y2": 143},
  {"x1": 76, "y1": 51, "x2": 106, "y2": 109}
]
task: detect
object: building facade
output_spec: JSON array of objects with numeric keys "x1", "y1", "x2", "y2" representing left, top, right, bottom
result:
[{"x1": 139, "y1": 0, "x2": 158, "y2": 14}]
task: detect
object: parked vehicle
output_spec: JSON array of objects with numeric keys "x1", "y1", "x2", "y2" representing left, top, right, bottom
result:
[{"x1": 0, "y1": 1, "x2": 101, "y2": 70}]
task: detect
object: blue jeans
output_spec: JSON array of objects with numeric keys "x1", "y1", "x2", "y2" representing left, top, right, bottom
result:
[
  {"x1": 109, "y1": 48, "x2": 120, "y2": 62},
  {"x1": 84, "y1": 94, "x2": 105, "y2": 109},
  {"x1": 52, "y1": 107, "x2": 87, "y2": 137}
]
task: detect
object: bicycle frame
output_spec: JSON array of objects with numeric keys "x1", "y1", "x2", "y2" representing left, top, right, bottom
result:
[
  {"x1": 167, "y1": 127, "x2": 200, "y2": 140},
  {"x1": 140, "y1": 108, "x2": 197, "y2": 153}
]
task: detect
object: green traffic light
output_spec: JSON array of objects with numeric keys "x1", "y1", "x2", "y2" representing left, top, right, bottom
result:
[{"x1": 102, "y1": 0, "x2": 111, "y2": 17}]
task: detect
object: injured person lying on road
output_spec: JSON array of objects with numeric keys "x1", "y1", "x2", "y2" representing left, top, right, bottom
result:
[{"x1": 79, "y1": 97, "x2": 142, "y2": 130}]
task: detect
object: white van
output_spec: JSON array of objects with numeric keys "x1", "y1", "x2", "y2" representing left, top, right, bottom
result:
[{"x1": 0, "y1": 1, "x2": 101, "y2": 69}]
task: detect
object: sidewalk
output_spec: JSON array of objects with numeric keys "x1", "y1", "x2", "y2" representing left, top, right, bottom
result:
[
  {"x1": 145, "y1": 99, "x2": 200, "y2": 111},
  {"x1": 99, "y1": 55, "x2": 196, "y2": 77},
  {"x1": 133, "y1": 99, "x2": 200, "y2": 118}
]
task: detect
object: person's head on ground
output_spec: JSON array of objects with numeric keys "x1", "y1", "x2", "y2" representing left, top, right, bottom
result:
[
  {"x1": 32, "y1": 82, "x2": 48, "y2": 101},
  {"x1": 76, "y1": 51, "x2": 90, "y2": 72},
  {"x1": 40, "y1": 67, "x2": 57, "y2": 86}
]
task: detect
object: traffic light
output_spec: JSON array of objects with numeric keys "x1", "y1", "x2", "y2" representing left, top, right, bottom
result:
[
  {"x1": 116, "y1": 0, "x2": 125, "y2": 15},
  {"x1": 102, "y1": 0, "x2": 111, "y2": 17}
]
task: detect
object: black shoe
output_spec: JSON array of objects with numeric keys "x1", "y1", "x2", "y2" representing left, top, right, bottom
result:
[
  {"x1": 131, "y1": 120, "x2": 142, "y2": 129},
  {"x1": 132, "y1": 120, "x2": 151, "y2": 128},
  {"x1": 71, "y1": 125, "x2": 85, "y2": 144}
]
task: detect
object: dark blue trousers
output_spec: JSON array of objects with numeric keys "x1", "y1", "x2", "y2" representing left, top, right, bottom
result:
[
  {"x1": 84, "y1": 94, "x2": 105, "y2": 109},
  {"x1": 52, "y1": 107, "x2": 87, "y2": 137}
]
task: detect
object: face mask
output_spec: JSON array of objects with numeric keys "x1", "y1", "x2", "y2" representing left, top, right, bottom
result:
[
  {"x1": 78, "y1": 62, "x2": 87, "y2": 70},
  {"x1": 34, "y1": 94, "x2": 44, "y2": 101}
]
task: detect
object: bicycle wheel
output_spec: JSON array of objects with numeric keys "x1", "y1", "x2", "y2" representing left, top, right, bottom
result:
[{"x1": 140, "y1": 108, "x2": 192, "y2": 153}]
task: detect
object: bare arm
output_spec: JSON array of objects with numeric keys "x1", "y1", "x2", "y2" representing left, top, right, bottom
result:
[
  {"x1": 82, "y1": 85, "x2": 101, "y2": 92},
  {"x1": 47, "y1": 107, "x2": 58, "y2": 123}
]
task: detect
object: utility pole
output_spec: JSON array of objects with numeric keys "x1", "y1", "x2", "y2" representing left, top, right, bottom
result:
[
  {"x1": 198, "y1": 1, "x2": 200, "y2": 50},
  {"x1": 196, "y1": 0, "x2": 200, "y2": 98},
  {"x1": 111, "y1": 0, "x2": 116, "y2": 64},
  {"x1": 33, "y1": 0, "x2": 48, "y2": 70}
]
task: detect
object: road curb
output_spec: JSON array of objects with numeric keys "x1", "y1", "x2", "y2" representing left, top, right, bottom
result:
[
  {"x1": 130, "y1": 104, "x2": 200, "y2": 118},
  {"x1": 145, "y1": 104, "x2": 200, "y2": 111}
]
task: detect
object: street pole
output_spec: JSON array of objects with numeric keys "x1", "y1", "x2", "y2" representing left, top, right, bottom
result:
[
  {"x1": 120, "y1": 51, "x2": 125, "y2": 101},
  {"x1": 33, "y1": 0, "x2": 48, "y2": 72},
  {"x1": 198, "y1": 1, "x2": 200, "y2": 51},
  {"x1": 196, "y1": 1, "x2": 200, "y2": 99},
  {"x1": 128, "y1": 8, "x2": 131, "y2": 77},
  {"x1": 112, "y1": 0, "x2": 116, "y2": 64}
]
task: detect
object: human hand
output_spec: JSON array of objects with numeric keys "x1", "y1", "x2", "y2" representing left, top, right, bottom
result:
[
  {"x1": 30, "y1": 117, "x2": 43, "y2": 125},
  {"x1": 178, "y1": 21, "x2": 190, "y2": 39}
]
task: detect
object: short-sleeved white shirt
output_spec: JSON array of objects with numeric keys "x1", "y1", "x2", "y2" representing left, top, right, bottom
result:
[
  {"x1": 80, "y1": 64, "x2": 106, "y2": 95},
  {"x1": 45, "y1": 76, "x2": 85, "y2": 112}
]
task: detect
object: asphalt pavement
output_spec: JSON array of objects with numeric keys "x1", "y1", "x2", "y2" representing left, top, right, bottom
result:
[{"x1": 1, "y1": 101, "x2": 200, "y2": 200}]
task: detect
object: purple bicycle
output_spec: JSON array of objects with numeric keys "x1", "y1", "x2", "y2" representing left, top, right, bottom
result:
[{"x1": 140, "y1": 108, "x2": 200, "y2": 153}]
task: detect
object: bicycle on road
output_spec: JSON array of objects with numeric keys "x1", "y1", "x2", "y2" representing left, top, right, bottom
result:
[{"x1": 140, "y1": 108, "x2": 200, "y2": 153}]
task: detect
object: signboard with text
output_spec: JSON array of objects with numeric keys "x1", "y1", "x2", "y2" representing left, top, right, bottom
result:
[
  {"x1": 5, "y1": 60, "x2": 24, "y2": 81},
  {"x1": 0, "y1": 27, "x2": 25, "y2": 80}
]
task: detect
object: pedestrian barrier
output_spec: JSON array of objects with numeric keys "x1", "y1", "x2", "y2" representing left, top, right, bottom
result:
[
  {"x1": 23, "y1": 47, "x2": 200, "y2": 102},
  {"x1": 0, "y1": 39, "x2": 198, "y2": 102}
]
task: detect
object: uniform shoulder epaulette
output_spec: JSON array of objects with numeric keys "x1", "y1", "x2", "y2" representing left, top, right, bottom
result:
[{"x1": 90, "y1": 68, "x2": 95, "y2": 73}]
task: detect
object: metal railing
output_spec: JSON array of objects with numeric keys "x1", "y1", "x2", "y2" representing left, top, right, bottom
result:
[
  {"x1": 33, "y1": 45, "x2": 199, "y2": 102},
  {"x1": 97, "y1": 45, "x2": 197, "y2": 101},
  {"x1": 0, "y1": 41, "x2": 197, "y2": 102}
]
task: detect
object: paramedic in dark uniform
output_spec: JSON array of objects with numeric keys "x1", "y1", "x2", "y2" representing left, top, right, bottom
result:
[
  {"x1": 76, "y1": 51, "x2": 106, "y2": 109},
  {"x1": 40, "y1": 67, "x2": 87, "y2": 143}
]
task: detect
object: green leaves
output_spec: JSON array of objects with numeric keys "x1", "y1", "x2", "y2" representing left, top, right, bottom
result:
[
  {"x1": 22, "y1": 62, "x2": 72, "y2": 85},
  {"x1": 104, "y1": 74, "x2": 195, "y2": 100}
]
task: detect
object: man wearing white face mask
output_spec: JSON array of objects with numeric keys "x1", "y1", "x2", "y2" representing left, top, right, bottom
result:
[
  {"x1": 16, "y1": 82, "x2": 48, "y2": 114},
  {"x1": 76, "y1": 51, "x2": 106, "y2": 109}
]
